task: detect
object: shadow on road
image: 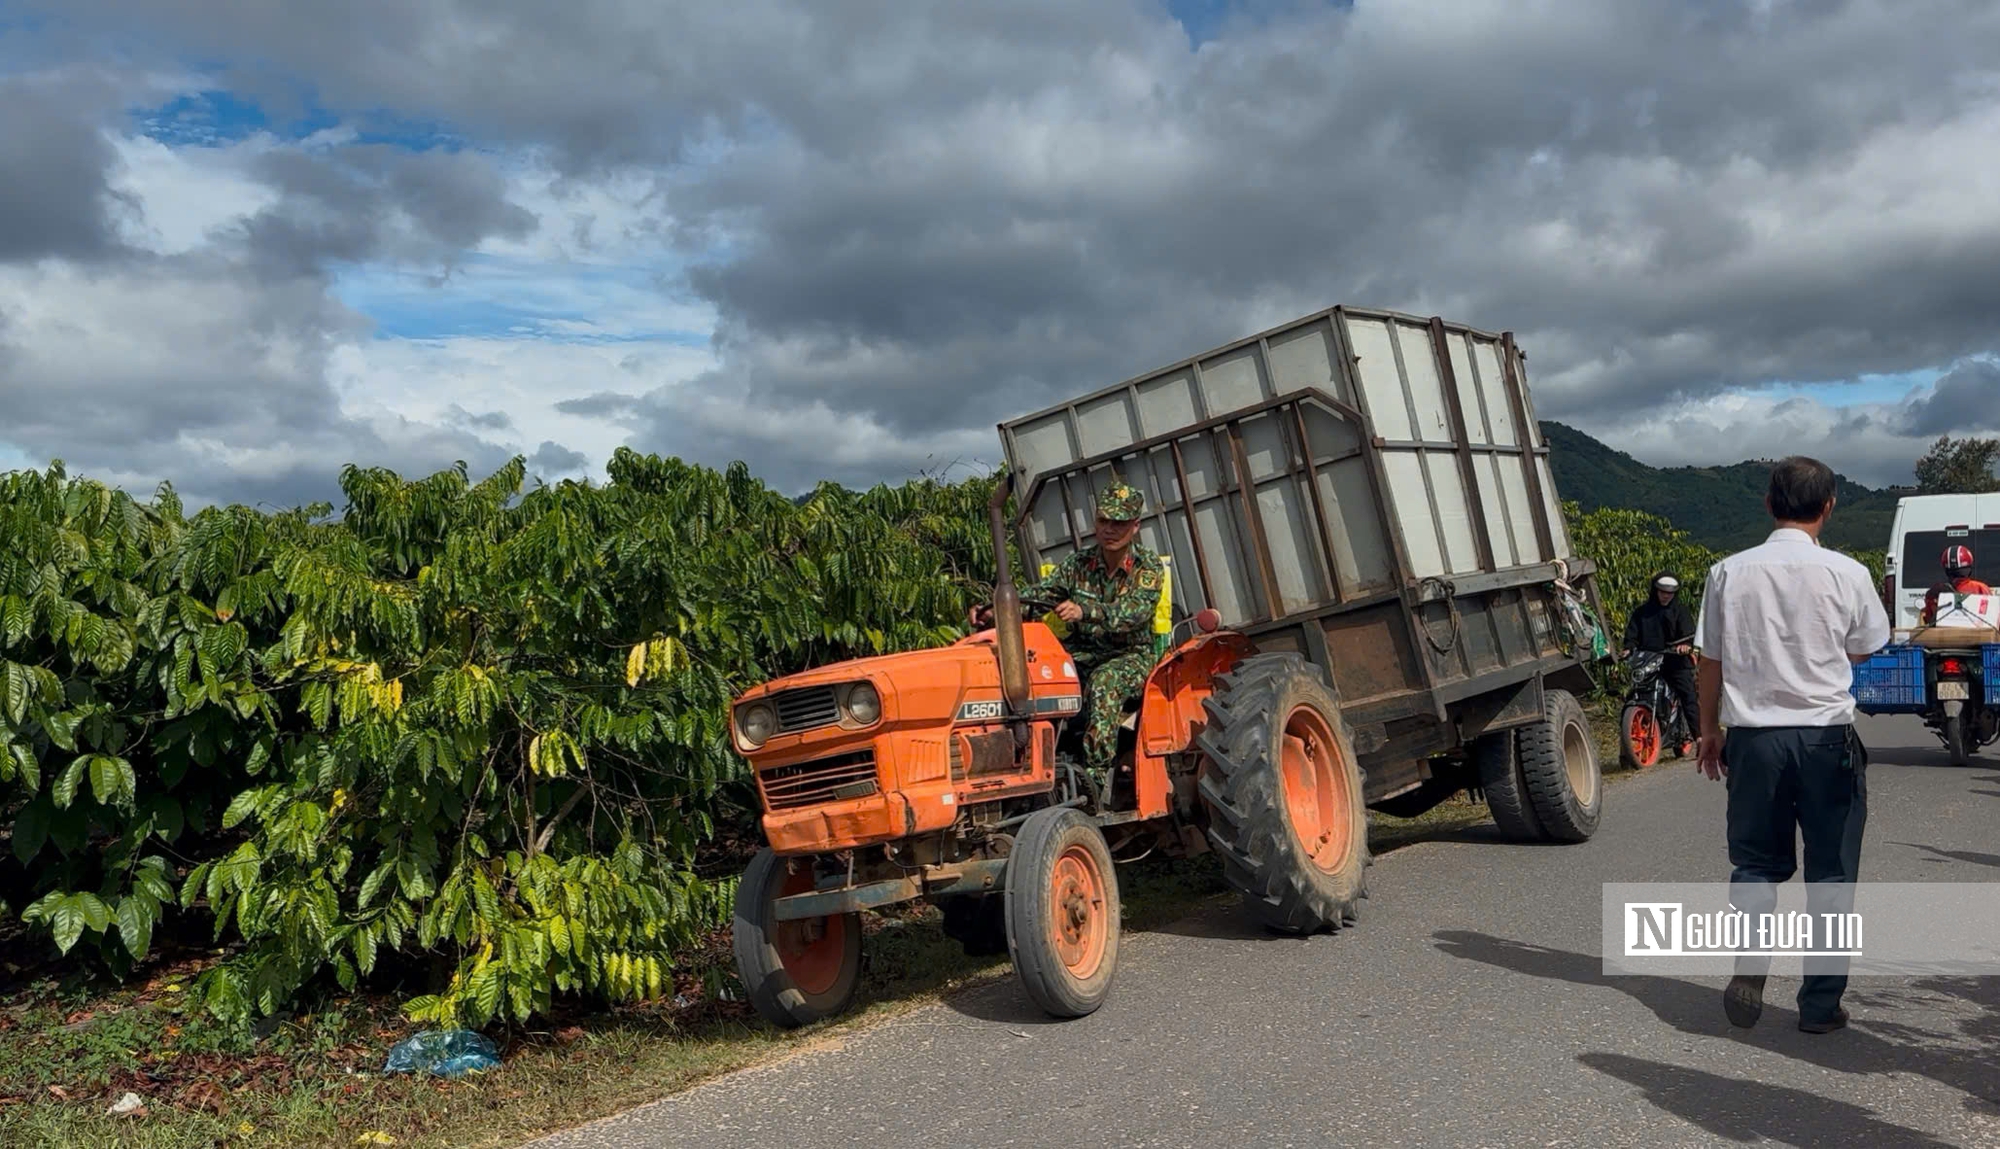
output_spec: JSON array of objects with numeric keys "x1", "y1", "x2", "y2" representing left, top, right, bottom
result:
[
  {"x1": 1433, "y1": 931, "x2": 2000, "y2": 1112},
  {"x1": 1416, "y1": 822, "x2": 1579, "y2": 848},
  {"x1": 1864, "y1": 736, "x2": 1991, "y2": 770},
  {"x1": 934, "y1": 977, "x2": 1072, "y2": 1027},
  {"x1": 1891, "y1": 841, "x2": 2000, "y2": 871},
  {"x1": 1144, "y1": 899, "x2": 1280, "y2": 942},
  {"x1": 1577, "y1": 1053, "x2": 1960, "y2": 1148}
]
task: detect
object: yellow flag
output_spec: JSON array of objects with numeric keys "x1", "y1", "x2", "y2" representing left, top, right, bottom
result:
[
  {"x1": 1038, "y1": 563, "x2": 1069, "y2": 639},
  {"x1": 1153, "y1": 557, "x2": 1174, "y2": 635}
]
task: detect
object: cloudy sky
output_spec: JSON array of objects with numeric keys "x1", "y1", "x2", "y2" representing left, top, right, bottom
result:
[{"x1": 3, "y1": 0, "x2": 1998, "y2": 507}]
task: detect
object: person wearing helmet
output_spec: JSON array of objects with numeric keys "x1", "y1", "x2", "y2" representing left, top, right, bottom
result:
[
  {"x1": 968, "y1": 481, "x2": 1165, "y2": 789},
  {"x1": 1920, "y1": 545, "x2": 1992, "y2": 626},
  {"x1": 1623, "y1": 571, "x2": 1700, "y2": 735}
]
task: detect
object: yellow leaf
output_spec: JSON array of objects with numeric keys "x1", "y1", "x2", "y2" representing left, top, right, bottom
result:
[
  {"x1": 330, "y1": 788, "x2": 348, "y2": 814},
  {"x1": 625, "y1": 642, "x2": 645, "y2": 687},
  {"x1": 356, "y1": 1133, "x2": 397, "y2": 1145},
  {"x1": 237, "y1": 1121, "x2": 257, "y2": 1135},
  {"x1": 526, "y1": 734, "x2": 543, "y2": 775}
]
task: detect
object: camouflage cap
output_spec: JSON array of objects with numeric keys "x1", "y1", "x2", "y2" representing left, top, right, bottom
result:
[{"x1": 1095, "y1": 481, "x2": 1144, "y2": 521}]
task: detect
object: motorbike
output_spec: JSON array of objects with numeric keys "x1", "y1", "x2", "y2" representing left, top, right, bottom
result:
[
  {"x1": 1620, "y1": 646, "x2": 1693, "y2": 768},
  {"x1": 1923, "y1": 647, "x2": 1998, "y2": 767}
]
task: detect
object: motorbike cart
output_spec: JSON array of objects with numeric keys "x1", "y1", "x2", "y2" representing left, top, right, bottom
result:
[
  {"x1": 1852, "y1": 641, "x2": 2000, "y2": 766},
  {"x1": 1618, "y1": 648, "x2": 1693, "y2": 768},
  {"x1": 1923, "y1": 647, "x2": 1998, "y2": 765}
]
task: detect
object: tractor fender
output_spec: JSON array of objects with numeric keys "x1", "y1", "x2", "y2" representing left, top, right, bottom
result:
[{"x1": 1127, "y1": 630, "x2": 1259, "y2": 818}]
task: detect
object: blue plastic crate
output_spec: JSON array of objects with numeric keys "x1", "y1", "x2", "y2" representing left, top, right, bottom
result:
[
  {"x1": 1852, "y1": 645, "x2": 1927, "y2": 712},
  {"x1": 1986, "y1": 645, "x2": 2000, "y2": 706}
]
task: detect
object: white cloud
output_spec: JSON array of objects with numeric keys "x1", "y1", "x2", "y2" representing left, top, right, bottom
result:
[
  {"x1": 8, "y1": 0, "x2": 2000, "y2": 505},
  {"x1": 5, "y1": 112, "x2": 723, "y2": 503},
  {"x1": 1574, "y1": 362, "x2": 2000, "y2": 490},
  {"x1": 108, "y1": 131, "x2": 281, "y2": 253},
  {"x1": 327, "y1": 333, "x2": 717, "y2": 479}
]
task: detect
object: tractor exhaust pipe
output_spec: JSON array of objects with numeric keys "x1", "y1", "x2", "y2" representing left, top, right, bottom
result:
[{"x1": 988, "y1": 473, "x2": 1032, "y2": 717}]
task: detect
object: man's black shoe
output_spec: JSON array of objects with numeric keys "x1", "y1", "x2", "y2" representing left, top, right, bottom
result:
[
  {"x1": 1798, "y1": 1008, "x2": 1849, "y2": 1034},
  {"x1": 1724, "y1": 975, "x2": 1766, "y2": 1027}
]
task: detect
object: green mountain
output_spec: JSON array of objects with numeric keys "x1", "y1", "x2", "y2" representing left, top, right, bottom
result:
[{"x1": 1540, "y1": 421, "x2": 1901, "y2": 554}]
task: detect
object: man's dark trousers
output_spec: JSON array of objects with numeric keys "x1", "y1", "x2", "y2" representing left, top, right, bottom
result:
[
  {"x1": 1723, "y1": 725, "x2": 1867, "y2": 1024},
  {"x1": 1663, "y1": 655, "x2": 1699, "y2": 735}
]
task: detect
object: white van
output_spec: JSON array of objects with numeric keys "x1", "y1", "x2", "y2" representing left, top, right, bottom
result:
[{"x1": 1883, "y1": 493, "x2": 2000, "y2": 628}]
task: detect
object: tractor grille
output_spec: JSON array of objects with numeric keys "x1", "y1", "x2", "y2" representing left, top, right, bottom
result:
[
  {"x1": 771, "y1": 685, "x2": 841, "y2": 734},
  {"x1": 759, "y1": 751, "x2": 878, "y2": 811}
]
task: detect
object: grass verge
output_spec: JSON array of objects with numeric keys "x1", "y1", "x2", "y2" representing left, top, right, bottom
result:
[{"x1": 1, "y1": 691, "x2": 1661, "y2": 1149}]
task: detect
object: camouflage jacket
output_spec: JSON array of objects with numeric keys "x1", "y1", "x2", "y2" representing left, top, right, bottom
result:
[{"x1": 1019, "y1": 543, "x2": 1165, "y2": 657}]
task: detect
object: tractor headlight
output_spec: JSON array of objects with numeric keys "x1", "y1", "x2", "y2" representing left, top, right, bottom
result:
[
  {"x1": 841, "y1": 681, "x2": 881, "y2": 726},
  {"x1": 735, "y1": 701, "x2": 777, "y2": 749}
]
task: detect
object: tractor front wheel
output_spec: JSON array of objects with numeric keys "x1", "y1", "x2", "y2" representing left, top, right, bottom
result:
[
  {"x1": 1005, "y1": 807, "x2": 1120, "y2": 1018},
  {"x1": 732, "y1": 849, "x2": 862, "y2": 1030},
  {"x1": 1196, "y1": 653, "x2": 1369, "y2": 935}
]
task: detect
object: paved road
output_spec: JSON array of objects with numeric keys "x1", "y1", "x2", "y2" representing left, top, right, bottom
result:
[{"x1": 528, "y1": 716, "x2": 2000, "y2": 1149}]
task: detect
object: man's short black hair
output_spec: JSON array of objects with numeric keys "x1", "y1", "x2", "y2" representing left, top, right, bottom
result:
[{"x1": 1768, "y1": 456, "x2": 1837, "y2": 523}]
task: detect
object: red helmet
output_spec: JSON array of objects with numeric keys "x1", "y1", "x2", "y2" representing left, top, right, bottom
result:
[{"x1": 1944, "y1": 544, "x2": 1974, "y2": 575}]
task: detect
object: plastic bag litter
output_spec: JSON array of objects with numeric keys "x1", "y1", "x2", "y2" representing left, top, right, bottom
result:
[{"x1": 381, "y1": 1030, "x2": 502, "y2": 1078}]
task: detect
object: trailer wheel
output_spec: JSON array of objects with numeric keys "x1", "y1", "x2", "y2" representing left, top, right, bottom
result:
[
  {"x1": 1005, "y1": 807, "x2": 1119, "y2": 1018},
  {"x1": 1516, "y1": 688, "x2": 1602, "y2": 842},
  {"x1": 732, "y1": 849, "x2": 862, "y2": 1030},
  {"x1": 1195, "y1": 653, "x2": 1369, "y2": 935},
  {"x1": 1476, "y1": 727, "x2": 1545, "y2": 841}
]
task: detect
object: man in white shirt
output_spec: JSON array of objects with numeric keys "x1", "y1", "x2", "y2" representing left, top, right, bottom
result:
[{"x1": 1692, "y1": 456, "x2": 1891, "y2": 1035}]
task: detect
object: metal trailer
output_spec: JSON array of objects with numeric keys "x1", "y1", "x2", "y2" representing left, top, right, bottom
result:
[{"x1": 996, "y1": 304, "x2": 1609, "y2": 819}]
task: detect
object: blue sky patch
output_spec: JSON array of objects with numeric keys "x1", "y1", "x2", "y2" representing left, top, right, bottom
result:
[
  {"x1": 1167, "y1": 0, "x2": 1350, "y2": 48},
  {"x1": 1758, "y1": 368, "x2": 1940, "y2": 409},
  {"x1": 132, "y1": 84, "x2": 462, "y2": 152},
  {"x1": 333, "y1": 253, "x2": 713, "y2": 346}
]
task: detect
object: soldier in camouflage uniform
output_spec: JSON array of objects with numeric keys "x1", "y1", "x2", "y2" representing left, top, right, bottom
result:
[{"x1": 1014, "y1": 482, "x2": 1166, "y2": 784}]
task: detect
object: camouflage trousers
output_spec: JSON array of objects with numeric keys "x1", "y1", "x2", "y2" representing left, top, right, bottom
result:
[{"x1": 1075, "y1": 648, "x2": 1157, "y2": 774}]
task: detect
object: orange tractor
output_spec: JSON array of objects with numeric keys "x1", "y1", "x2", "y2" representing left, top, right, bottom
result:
[
  {"x1": 729, "y1": 475, "x2": 1361, "y2": 1025},
  {"x1": 729, "y1": 305, "x2": 1608, "y2": 1027}
]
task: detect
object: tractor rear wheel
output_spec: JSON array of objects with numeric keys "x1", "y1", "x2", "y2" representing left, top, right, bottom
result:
[
  {"x1": 1195, "y1": 653, "x2": 1368, "y2": 935},
  {"x1": 1005, "y1": 807, "x2": 1119, "y2": 1018},
  {"x1": 1516, "y1": 688, "x2": 1602, "y2": 842},
  {"x1": 732, "y1": 849, "x2": 862, "y2": 1030}
]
